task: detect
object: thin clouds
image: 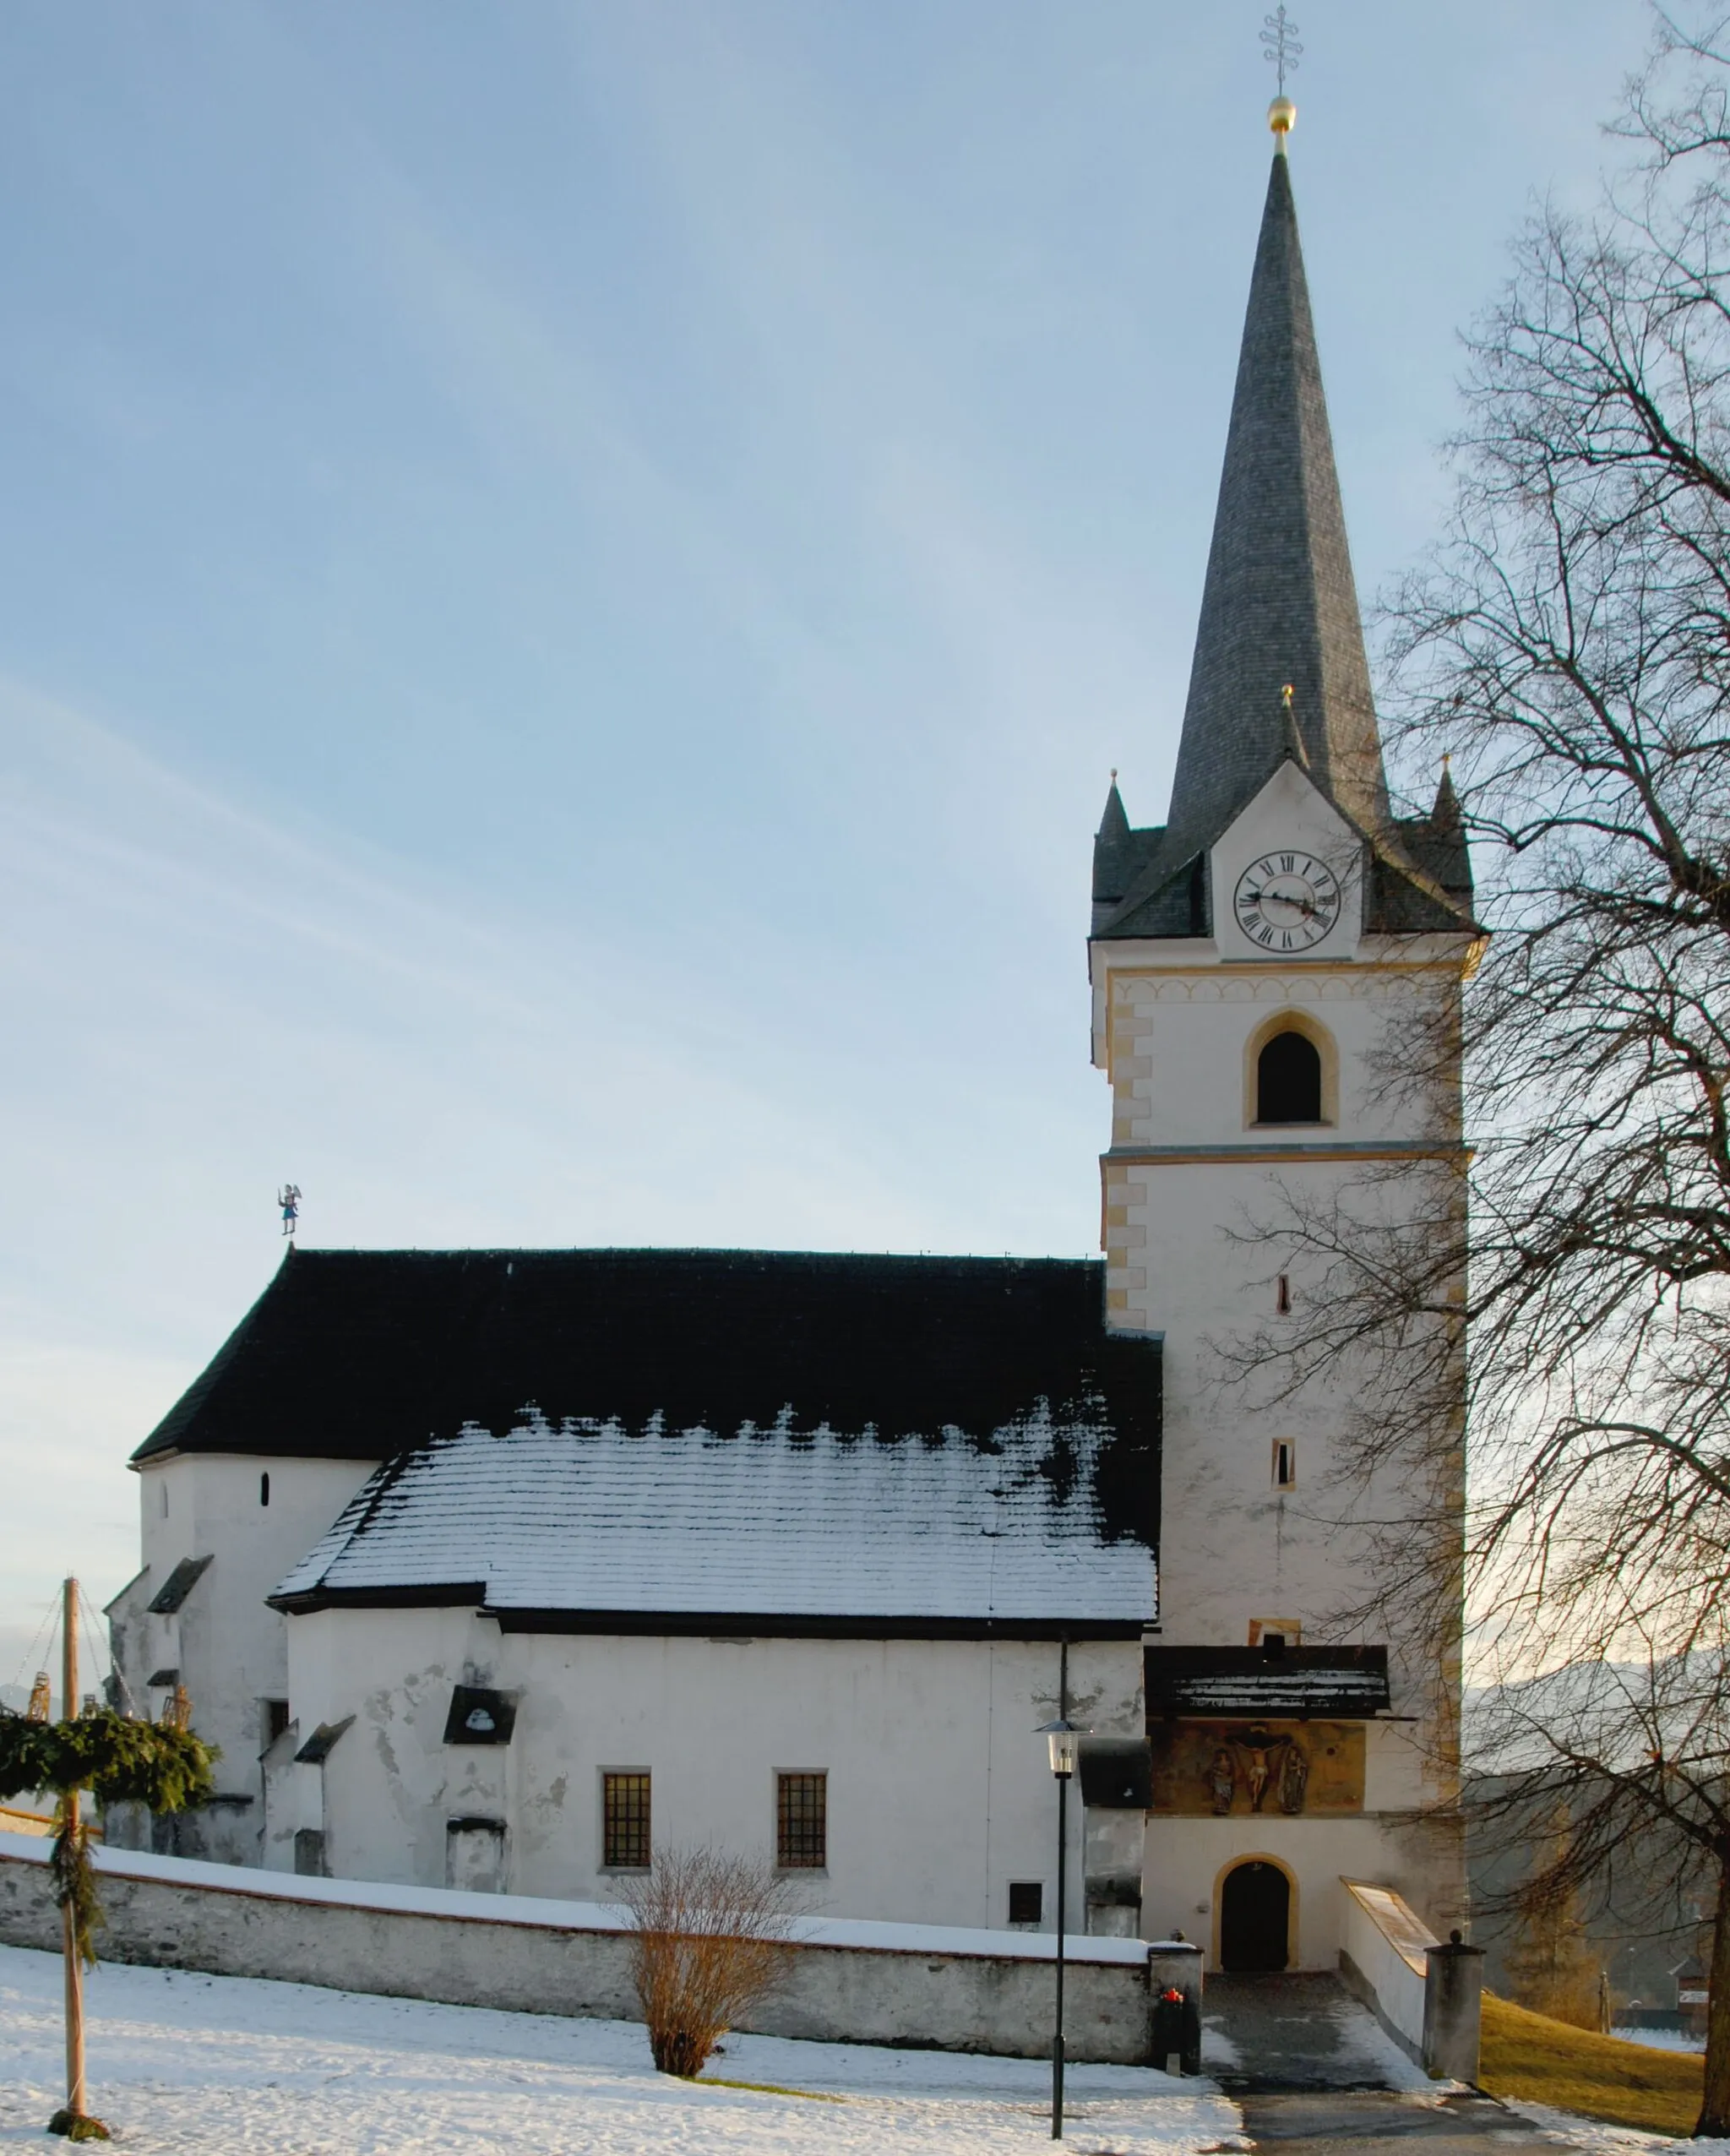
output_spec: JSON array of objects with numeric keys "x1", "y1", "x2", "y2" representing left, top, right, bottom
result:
[
  {"x1": 0, "y1": 0, "x2": 1644, "y2": 1648},
  {"x1": 0, "y1": 672, "x2": 1093, "y2": 1631}
]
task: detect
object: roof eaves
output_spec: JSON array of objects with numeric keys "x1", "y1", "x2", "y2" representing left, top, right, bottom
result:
[
  {"x1": 269, "y1": 1579, "x2": 489, "y2": 1617},
  {"x1": 101, "y1": 1565, "x2": 150, "y2": 1616},
  {"x1": 131, "y1": 1254, "x2": 294, "y2": 1464},
  {"x1": 489, "y1": 1608, "x2": 1150, "y2": 1641},
  {"x1": 147, "y1": 1554, "x2": 214, "y2": 1614},
  {"x1": 294, "y1": 1714, "x2": 356, "y2": 1765},
  {"x1": 1096, "y1": 849, "x2": 1207, "y2": 941}
]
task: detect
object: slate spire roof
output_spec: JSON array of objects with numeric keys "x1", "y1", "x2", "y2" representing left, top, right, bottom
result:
[
  {"x1": 1162, "y1": 148, "x2": 1388, "y2": 868},
  {"x1": 1092, "y1": 148, "x2": 1474, "y2": 940}
]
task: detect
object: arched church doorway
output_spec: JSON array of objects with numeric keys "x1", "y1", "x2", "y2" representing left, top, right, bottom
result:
[{"x1": 1219, "y1": 1859, "x2": 1292, "y2": 1972}]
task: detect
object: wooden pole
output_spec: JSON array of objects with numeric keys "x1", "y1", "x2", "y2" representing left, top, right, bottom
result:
[{"x1": 62, "y1": 1576, "x2": 88, "y2": 2126}]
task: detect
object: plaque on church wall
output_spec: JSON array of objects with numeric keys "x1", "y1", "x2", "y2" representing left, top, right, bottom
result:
[{"x1": 1148, "y1": 1721, "x2": 1363, "y2": 1816}]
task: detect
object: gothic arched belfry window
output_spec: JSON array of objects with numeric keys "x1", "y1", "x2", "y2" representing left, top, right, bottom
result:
[{"x1": 1257, "y1": 1030, "x2": 1322, "y2": 1124}]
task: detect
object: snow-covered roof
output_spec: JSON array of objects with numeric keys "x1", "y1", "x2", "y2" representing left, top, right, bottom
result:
[
  {"x1": 1143, "y1": 1646, "x2": 1391, "y2": 1717},
  {"x1": 273, "y1": 1407, "x2": 1157, "y2": 1634}
]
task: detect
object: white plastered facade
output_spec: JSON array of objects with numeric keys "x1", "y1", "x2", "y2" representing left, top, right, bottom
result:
[
  {"x1": 106, "y1": 1452, "x2": 378, "y2": 1863},
  {"x1": 263, "y1": 1609, "x2": 1145, "y2": 1935},
  {"x1": 101, "y1": 771, "x2": 1466, "y2": 1961},
  {"x1": 1091, "y1": 760, "x2": 1472, "y2": 1966}
]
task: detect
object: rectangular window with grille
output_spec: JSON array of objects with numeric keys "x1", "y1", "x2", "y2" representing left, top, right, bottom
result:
[
  {"x1": 602, "y1": 1772, "x2": 651, "y2": 1870},
  {"x1": 776, "y1": 1771, "x2": 827, "y2": 1870}
]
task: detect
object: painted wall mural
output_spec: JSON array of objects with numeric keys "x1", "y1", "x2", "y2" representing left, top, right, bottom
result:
[{"x1": 1148, "y1": 1721, "x2": 1364, "y2": 1816}]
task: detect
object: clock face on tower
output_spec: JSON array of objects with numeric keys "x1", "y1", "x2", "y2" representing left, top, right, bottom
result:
[{"x1": 1233, "y1": 851, "x2": 1341, "y2": 952}]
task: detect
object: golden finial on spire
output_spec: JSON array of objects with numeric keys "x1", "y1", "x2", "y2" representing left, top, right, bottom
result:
[{"x1": 1261, "y1": 8, "x2": 1301, "y2": 150}]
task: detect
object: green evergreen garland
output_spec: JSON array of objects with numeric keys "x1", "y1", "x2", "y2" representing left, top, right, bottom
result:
[{"x1": 0, "y1": 1710, "x2": 218, "y2": 1966}]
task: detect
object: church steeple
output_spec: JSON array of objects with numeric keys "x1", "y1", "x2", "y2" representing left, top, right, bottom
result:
[
  {"x1": 1092, "y1": 105, "x2": 1472, "y2": 943},
  {"x1": 1158, "y1": 126, "x2": 1389, "y2": 873}
]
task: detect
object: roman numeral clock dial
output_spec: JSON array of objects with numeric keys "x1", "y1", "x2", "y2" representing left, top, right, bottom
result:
[{"x1": 1233, "y1": 851, "x2": 1341, "y2": 951}]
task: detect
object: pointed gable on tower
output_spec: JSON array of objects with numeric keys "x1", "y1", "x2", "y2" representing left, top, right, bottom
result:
[{"x1": 1096, "y1": 137, "x2": 1471, "y2": 939}]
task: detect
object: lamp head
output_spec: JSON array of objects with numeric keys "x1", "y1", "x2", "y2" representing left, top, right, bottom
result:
[{"x1": 1035, "y1": 1716, "x2": 1082, "y2": 1778}]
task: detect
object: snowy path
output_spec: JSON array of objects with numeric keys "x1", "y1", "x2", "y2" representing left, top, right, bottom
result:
[{"x1": 0, "y1": 1944, "x2": 1245, "y2": 2154}]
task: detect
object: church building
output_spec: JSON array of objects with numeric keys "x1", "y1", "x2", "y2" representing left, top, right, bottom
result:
[{"x1": 106, "y1": 103, "x2": 1476, "y2": 1974}]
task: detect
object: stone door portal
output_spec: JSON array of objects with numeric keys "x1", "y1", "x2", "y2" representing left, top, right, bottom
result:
[{"x1": 1220, "y1": 1859, "x2": 1290, "y2": 1971}]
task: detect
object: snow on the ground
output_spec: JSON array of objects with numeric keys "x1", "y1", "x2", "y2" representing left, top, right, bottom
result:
[
  {"x1": 1502, "y1": 2100, "x2": 1729, "y2": 2156},
  {"x1": 1327, "y1": 2007, "x2": 1444, "y2": 2096},
  {"x1": 0, "y1": 1945, "x2": 1246, "y2": 2155},
  {"x1": 1608, "y1": 2028, "x2": 1706, "y2": 2054},
  {"x1": 1199, "y1": 1981, "x2": 1444, "y2": 2096},
  {"x1": 1198, "y1": 2017, "x2": 1242, "y2": 2072}
]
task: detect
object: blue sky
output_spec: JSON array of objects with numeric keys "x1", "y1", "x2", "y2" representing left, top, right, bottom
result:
[{"x1": 0, "y1": 0, "x2": 1647, "y2": 1674}]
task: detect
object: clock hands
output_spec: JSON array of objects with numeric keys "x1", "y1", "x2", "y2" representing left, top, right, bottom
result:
[
  {"x1": 1235, "y1": 854, "x2": 1340, "y2": 948},
  {"x1": 1239, "y1": 886, "x2": 1328, "y2": 921}
]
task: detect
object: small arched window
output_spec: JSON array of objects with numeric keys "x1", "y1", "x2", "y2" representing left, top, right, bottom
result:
[
  {"x1": 260, "y1": 1472, "x2": 271, "y2": 1508},
  {"x1": 1257, "y1": 1029, "x2": 1322, "y2": 1124}
]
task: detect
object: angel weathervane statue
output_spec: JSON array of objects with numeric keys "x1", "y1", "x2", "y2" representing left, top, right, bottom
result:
[{"x1": 278, "y1": 1184, "x2": 302, "y2": 1238}]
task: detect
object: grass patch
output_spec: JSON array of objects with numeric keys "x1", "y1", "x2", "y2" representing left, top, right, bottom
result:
[
  {"x1": 1479, "y1": 1992, "x2": 1703, "y2": 2137},
  {"x1": 694, "y1": 2077, "x2": 845, "y2": 2102}
]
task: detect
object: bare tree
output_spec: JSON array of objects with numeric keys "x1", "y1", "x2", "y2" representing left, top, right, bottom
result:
[
  {"x1": 1224, "y1": 12, "x2": 1730, "y2": 2132},
  {"x1": 1467, "y1": 1647, "x2": 1723, "y2": 2034},
  {"x1": 614, "y1": 1844, "x2": 806, "y2": 2079}
]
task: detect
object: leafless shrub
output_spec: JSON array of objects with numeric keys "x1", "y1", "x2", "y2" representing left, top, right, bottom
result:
[{"x1": 614, "y1": 1843, "x2": 806, "y2": 2078}]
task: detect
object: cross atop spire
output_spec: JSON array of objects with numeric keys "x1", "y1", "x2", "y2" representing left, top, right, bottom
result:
[{"x1": 1260, "y1": 7, "x2": 1303, "y2": 98}]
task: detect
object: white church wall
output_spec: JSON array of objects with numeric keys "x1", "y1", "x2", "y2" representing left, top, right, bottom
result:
[
  {"x1": 1106, "y1": 1153, "x2": 1445, "y2": 1660},
  {"x1": 1089, "y1": 771, "x2": 1472, "y2": 1950},
  {"x1": 1139, "y1": 1812, "x2": 1454, "y2": 1972},
  {"x1": 1096, "y1": 966, "x2": 1445, "y2": 1154},
  {"x1": 282, "y1": 1607, "x2": 1145, "y2": 1934},
  {"x1": 109, "y1": 1454, "x2": 378, "y2": 1862}
]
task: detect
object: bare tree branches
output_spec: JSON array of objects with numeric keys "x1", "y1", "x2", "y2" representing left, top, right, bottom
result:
[{"x1": 1221, "y1": 15, "x2": 1730, "y2": 2129}]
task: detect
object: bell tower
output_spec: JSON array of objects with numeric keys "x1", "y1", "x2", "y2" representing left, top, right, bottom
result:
[{"x1": 1089, "y1": 98, "x2": 1475, "y2": 1964}]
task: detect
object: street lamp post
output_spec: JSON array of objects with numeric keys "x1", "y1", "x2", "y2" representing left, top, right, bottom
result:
[{"x1": 1036, "y1": 1716, "x2": 1080, "y2": 2139}]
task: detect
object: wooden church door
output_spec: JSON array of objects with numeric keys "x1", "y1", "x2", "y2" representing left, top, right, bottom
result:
[{"x1": 1220, "y1": 1859, "x2": 1290, "y2": 1972}]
